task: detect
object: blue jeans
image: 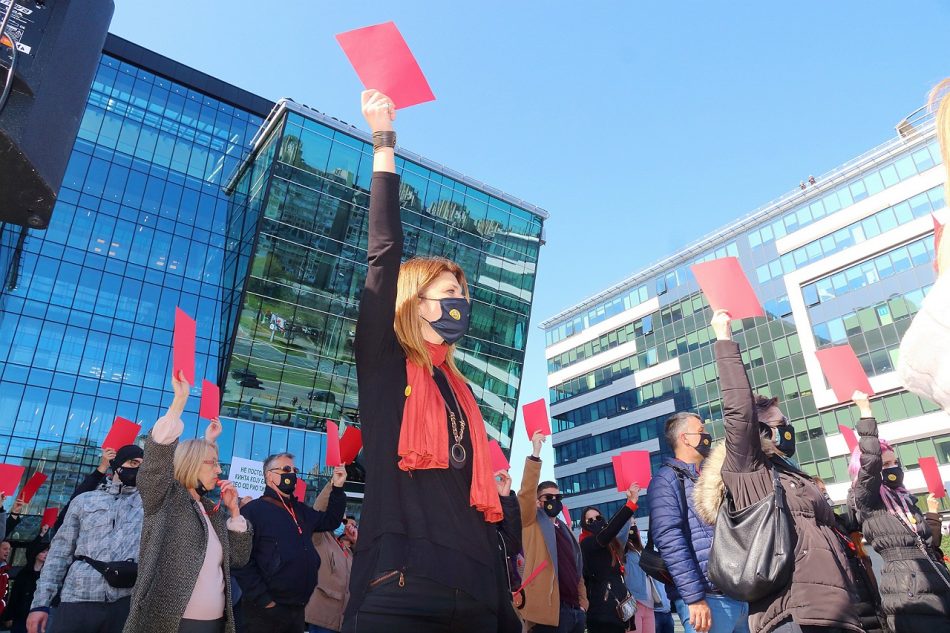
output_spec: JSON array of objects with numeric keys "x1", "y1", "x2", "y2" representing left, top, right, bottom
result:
[
  {"x1": 308, "y1": 627, "x2": 339, "y2": 633},
  {"x1": 675, "y1": 595, "x2": 750, "y2": 633},
  {"x1": 530, "y1": 605, "x2": 586, "y2": 633},
  {"x1": 654, "y1": 610, "x2": 675, "y2": 633}
]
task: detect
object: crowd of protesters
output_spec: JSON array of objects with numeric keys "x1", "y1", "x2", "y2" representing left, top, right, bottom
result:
[{"x1": 0, "y1": 77, "x2": 947, "y2": 633}]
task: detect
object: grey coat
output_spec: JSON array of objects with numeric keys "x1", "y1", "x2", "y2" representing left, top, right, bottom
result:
[{"x1": 123, "y1": 434, "x2": 252, "y2": 633}]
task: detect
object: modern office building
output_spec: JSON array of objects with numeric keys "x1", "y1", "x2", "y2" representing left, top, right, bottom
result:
[
  {"x1": 543, "y1": 109, "x2": 948, "y2": 527},
  {"x1": 0, "y1": 34, "x2": 545, "y2": 533}
]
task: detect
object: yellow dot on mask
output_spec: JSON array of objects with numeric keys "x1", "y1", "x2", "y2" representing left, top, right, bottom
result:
[
  {"x1": 449, "y1": 309, "x2": 461, "y2": 321},
  {"x1": 887, "y1": 474, "x2": 897, "y2": 481},
  {"x1": 405, "y1": 385, "x2": 411, "y2": 397},
  {"x1": 784, "y1": 432, "x2": 792, "y2": 441}
]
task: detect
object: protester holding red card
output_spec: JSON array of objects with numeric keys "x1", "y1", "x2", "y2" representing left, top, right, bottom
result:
[
  {"x1": 847, "y1": 390, "x2": 950, "y2": 629},
  {"x1": 344, "y1": 89, "x2": 517, "y2": 633},
  {"x1": 690, "y1": 258, "x2": 765, "y2": 320},
  {"x1": 702, "y1": 309, "x2": 863, "y2": 632}
]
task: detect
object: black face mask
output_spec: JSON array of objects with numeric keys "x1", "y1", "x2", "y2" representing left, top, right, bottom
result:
[
  {"x1": 276, "y1": 472, "x2": 298, "y2": 497},
  {"x1": 769, "y1": 424, "x2": 796, "y2": 458},
  {"x1": 542, "y1": 498, "x2": 563, "y2": 518},
  {"x1": 195, "y1": 481, "x2": 213, "y2": 497},
  {"x1": 424, "y1": 297, "x2": 471, "y2": 345},
  {"x1": 115, "y1": 466, "x2": 138, "y2": 488},
  {"x1": 882, "y1": 467, "x2": 904, "y2": 489},
  {"x1": 691, "y1": 433, "x2": 713, "y2": 458},
  {"x1": 586, "y1": 516, "x2": 607, "y2": 533}
]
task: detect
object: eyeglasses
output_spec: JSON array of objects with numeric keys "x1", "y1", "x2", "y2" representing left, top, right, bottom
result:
[
  {"x1": 202, "y1": 460, "x2": 221, "y2": 468},
  {"x1": 268, "y1": 466, "x2": 300, "y2": 474},
  {"x1": 538, "y1": 493, "x2": 563, "y2": 502}
]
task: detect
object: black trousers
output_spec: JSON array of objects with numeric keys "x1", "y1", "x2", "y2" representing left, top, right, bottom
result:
[
  {"x1": 178, "y1": 619, "x2": 225, "y2": 633},
  {"x1": 50, "y1": 597, "x2": 131, "y2": 633},
  {"x1": 771, "y1": 621, "x2": 849, "y2": 633},
  {"x1": 242, "y1": 602, "x2": 305, "y2": 633},
  {"x1": 343, "y1": 574, "x2": 497, "y2": 633}
]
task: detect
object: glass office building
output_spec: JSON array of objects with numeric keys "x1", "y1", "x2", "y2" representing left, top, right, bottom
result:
[
  {"x1": 543, "y1": 112, "x2": 949, "y2": 527},
  {"x1": 0, "y1": 35, "x2": 545, "y2": 536},
  {"x1": 221, "y1": 99, "x2": 546, "y2": 444}
]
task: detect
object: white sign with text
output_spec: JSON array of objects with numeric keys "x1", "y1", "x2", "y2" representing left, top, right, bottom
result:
[{"x1": 228, "y1": 456, "x2": 266, "y2": 499}]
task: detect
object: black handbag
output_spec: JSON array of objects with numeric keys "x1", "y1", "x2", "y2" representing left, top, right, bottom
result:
[
  {"x1": 707, "y1": 465, "x2": 794, "y2": 602},
  {"x1": 76, "y1": 555, "x2": 138, "y2": 588}
]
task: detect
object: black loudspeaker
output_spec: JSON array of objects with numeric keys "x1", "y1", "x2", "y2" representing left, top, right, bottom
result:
[{"x1": 0, "y1": 0, "x2": 114, "y2": 229}]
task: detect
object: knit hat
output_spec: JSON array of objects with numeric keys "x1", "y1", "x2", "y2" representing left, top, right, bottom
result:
[{"x1": 110, "y1": 444, "x2": 144, "y2": 470}]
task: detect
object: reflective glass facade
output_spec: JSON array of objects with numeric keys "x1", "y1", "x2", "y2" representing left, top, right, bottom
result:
[
  {"x1": 545, "y1": 120, "x2": 950, "y2": 527},
  {"x1": 221, "y1": 104, "x2": 545, "y2": 446}
]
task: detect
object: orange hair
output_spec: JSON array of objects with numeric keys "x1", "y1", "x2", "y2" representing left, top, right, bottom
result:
[{"x1": 394, "y1": 257, "x2": 470, "y2": 377}]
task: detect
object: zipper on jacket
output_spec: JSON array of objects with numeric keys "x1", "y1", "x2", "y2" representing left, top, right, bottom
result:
[{"x1": 368, "y1": 569, "x2": 405, "y2": 589}]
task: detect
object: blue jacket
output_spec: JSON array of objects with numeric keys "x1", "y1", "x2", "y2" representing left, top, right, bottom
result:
[
  {"x1": 646, "y1": 458, "x2": 715, "y2": 605},
  {"x1": 234, "y1": 486, "x2": 346, "y2": 607}
]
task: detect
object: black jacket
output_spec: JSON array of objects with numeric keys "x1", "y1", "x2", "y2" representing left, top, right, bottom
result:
[
  {"x1": 581, "y1": 502, "x2": 635, "y2": 625},
  {"x1": 852, "y1": 416, "x2": 950, "y2": 633},
  {"x1": 833, "y1": 509, "x2": 885, "y2": 633},
  {"x1": 234, "y1": 486, "x2": 346, "y2": 607}
]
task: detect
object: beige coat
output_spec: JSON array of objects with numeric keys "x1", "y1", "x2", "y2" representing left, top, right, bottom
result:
[
  {"x1": 517, "y1": 457, "x2": 588, "y2": 628},
  {"x1": 304, "y1": 484, "x2": 352, "y2": 631}
]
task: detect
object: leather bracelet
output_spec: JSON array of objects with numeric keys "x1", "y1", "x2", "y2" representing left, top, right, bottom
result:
[{"x1": 372, "y1": 131, "x2": 396, "y2": 152}]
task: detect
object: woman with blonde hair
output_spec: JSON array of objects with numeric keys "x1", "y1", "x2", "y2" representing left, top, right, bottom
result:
[
  {"x1": 124, "y1": 372, "x2": 252, "y2": 633},
  {"x1": 342, "y1": 89, "x2": 518, "y2": 633},
  {"x1": 898, "y1": 80, "x2": 950, "y2": 409}
]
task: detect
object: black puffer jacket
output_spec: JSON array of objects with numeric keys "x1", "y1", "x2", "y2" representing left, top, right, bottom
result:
[
  {"x1": 580, "y1": 502, "x2": 636, "y2": 626},
  {"x1": 833, "y1": 508, "x2": 885, "y2": 633},
  {"x1": 852, "y1": 416, "x2": 950, "y2": 633}
]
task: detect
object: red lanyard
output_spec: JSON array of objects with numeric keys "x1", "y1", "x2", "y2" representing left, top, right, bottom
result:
[{"x1": 277, "y1": 494, "x2": 302, "y2": 535}]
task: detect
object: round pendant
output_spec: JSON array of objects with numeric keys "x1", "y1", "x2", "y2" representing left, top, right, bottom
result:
[{"x1": 450, "y1": 443, "x2": 467, "y2": 469}]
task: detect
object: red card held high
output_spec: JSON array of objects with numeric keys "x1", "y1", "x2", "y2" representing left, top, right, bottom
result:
[
  {"x1": 326, "y1": 421, "x2": 342, "y2": 467},
  {"x1": 19, "y1": 472, "x2": 47, "y2": 503},
  {"x1": 336, "y1": 22, "x2": 435, "y2": 109},
  {"x1": 488, "y1": 440, "x2": 510, "y2": 473},
  {"x1": 0, "y1": 464, "x2": 25, "y2": 498},
  {"x1": 339, "y1": 427, "x2": 363, "y2": 465},
  {"x1": 523, "y1": 398, "x2": 552, "y2": 439},
  {"x1": 838, "y1": 425, "x2": 858, "y2": 454},
  {"x1": 199, "y1": 380, "x2": 220, "y2": 420},
  {"x1": 690, "y1": 257, "x2": 765, "y2": 320},
  {"x1": 614, "y1": 451, "x2": 653, "y2": 491},
  {"x1": 815, "y1": 345, "x2": 875, "y2": 404},
  {"x1": 103, "y1": 417, "x2": 141, "y2": 451},
  {"x1": 41, "y1": 507, "x2": 59, "y2": 528},
  {"x1": 919, "y1": 457, "x2": 946, "y2": 498},
  {"x1": 173, "y1": 307, "x2": 197, "y2": 385}
]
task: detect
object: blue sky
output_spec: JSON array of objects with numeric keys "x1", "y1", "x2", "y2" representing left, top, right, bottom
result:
[{"x1": 111, "y1": 1, "x2": 950, "y2": 487}]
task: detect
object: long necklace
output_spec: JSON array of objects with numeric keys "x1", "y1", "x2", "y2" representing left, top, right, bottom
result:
[{"x1": 437, "y1": 370, "x2": 468, "y2": 469}]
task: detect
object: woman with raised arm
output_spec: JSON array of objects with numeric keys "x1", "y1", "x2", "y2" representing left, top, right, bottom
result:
[
  {"x1": 123, "y1": 372, "x2": 252, "y2": 633},
  {"x1": 695, "y1": 310, "x2": 861, "y2": 633},
  {"x1": 579, "y1": 484, "x2": 640, "y2": 633},
  {"x1": 848, "y1": 391, "x2": 950, "y2": 632},
  {"x1": 342, "y1": 90, "x2": 517, "y2": 633}
]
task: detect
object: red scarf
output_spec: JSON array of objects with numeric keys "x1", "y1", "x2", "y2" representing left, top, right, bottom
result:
[{"x1": 398, "y1": 342, "x2": 503, "y2": 523}]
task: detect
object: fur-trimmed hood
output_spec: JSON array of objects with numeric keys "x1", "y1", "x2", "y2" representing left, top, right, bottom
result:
[{"x1": 694, "y1": 437, "x2": 783, "y2": 525}]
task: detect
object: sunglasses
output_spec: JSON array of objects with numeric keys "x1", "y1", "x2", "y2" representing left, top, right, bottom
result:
[
  {"x1": 268, "y1": 466, "x2": 300, "y2": 474},
  {"x1": 538, "y1": 493, "x2": 563, "y2": 502}
]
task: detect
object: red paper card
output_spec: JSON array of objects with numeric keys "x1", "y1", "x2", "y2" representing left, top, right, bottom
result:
[
  {"x1": 41, "y1": 507, "x2": 59, "y2": 528},
  {"x1": 488, "y1": 440, "x2": 510, "y2": 472},
  {"x1": 919, "y1": 457, "x2": 946, "y2": 498},
  {"x1": 561, "y1": 504, "x2": 572, "y2": 526},
  {"x1": 199, "y1": 380, "x2": 220, "y2": 420},
  {"x1": 326, "y1": 421, "x2": 342, "y2": 467},
  {"x1": 294, "y1": 478, "x2": 307, "y2": 502},
  {"x1": 173, "y1": 307, "x2": 197, "y2": 385},
  {"x1": 19, "y1": 472, "x2": 47, "y2": 503},
  {"x1": 815, "y1": 345, "x2": 875, "y2": 403},
  {"x1": 103, "y1": 417, "x2": 141, "y2": 451},
  {"x1": 523, "y1": 398, "x2": 552, "y2": 439},
  {"x1": 612, "y1": 455, "x2": 626, "y2": 491},
  {"x1": 614, "y1": 451, "x2": 652, "y2": 491},
  {"x1": 690, "y1": 257, "x2": 765, "y2": 320},
  {"x1": 838, "y1": 425, "x2": 858, "y2": 454},
  {"x1": 0, "y1": 465, "x2": 25, "y2": 498},
  {"x1": 339, "y1": 427, "x2": 363, "y2": 465},
  {"x1": 336, "y1": 22, "x2": 435, "y2": 109},
  {"x1": 933, "y1": 214, "x2": 944, "y2": 272}
]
